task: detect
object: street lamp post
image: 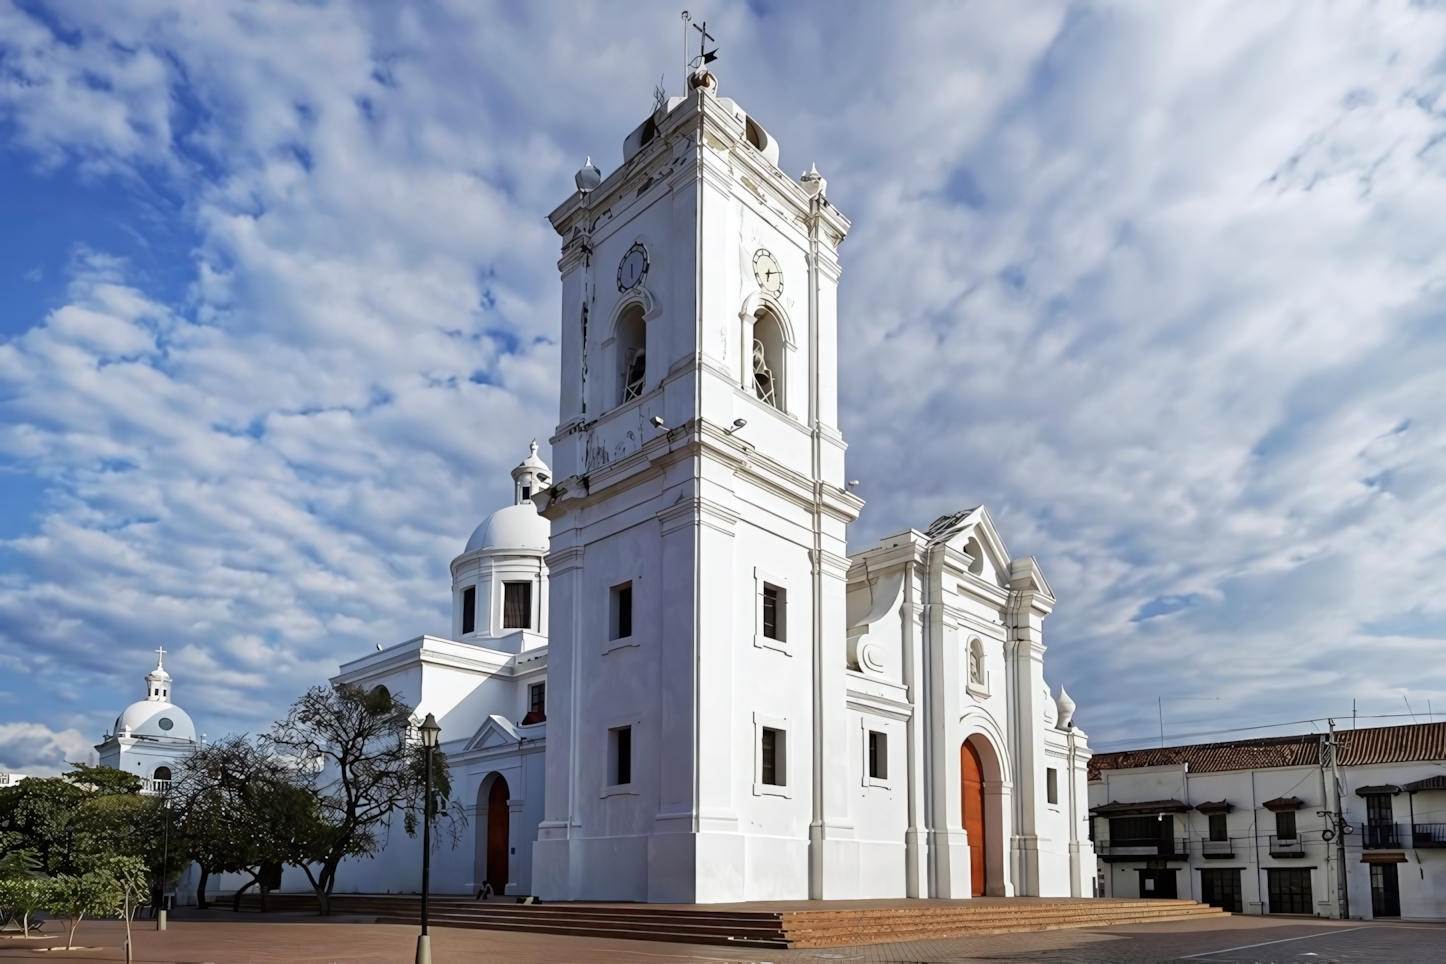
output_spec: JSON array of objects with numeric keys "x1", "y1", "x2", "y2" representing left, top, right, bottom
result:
[{"x1": 416, "y1": 712, "x2": 441, "y2": 964}]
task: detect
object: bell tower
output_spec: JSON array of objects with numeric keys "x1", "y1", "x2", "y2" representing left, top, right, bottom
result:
[{"x1": 532, "y1": 67, "x2": 862, "y2": 903}]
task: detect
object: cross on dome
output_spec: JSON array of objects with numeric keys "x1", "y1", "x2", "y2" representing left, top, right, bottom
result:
[{"x1": 154, "y1": 646, "x2": 166, "y2": 667}]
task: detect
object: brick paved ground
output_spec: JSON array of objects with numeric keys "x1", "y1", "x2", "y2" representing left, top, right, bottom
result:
[{"x1": 0, "y1": 912, "x2": 1441, "y2": 963}]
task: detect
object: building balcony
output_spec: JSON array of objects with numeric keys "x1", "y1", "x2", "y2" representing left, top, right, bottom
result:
[
  {"x1": 1097, "y1": 837, "x2": 1189, "y2": 861},
  {"x1": 1411, "y1": 823, "x2": 1446, "y2": 848},
  {"x1": 1268, "y1": 835, "x2": 1304, "y2": 858},
  {"x1": 1361, "y1": 823, "x2": 1406, "y2": 849},
  {"x1": 1200, "y1": 837, "x2": 1235, "y2": 859},
  {"x1": 140, "y1": 778, "x2": 172, "y2": 795}
]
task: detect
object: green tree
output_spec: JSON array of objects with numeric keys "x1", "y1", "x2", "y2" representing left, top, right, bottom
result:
[
  {"x1": 44, "y1": 871, "x2": 120, "y2": 950},
  {"x1": 0, "y1": 875, "x2": 50, "y2": 937},
  {"x1": 104, "y1": 855, "x2": 148, "y2": 964},
  {"x1": 264, "y1": 684, "x2": 450, "y2": 915}
]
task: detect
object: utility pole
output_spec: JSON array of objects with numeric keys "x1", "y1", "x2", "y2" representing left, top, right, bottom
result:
[{"x1": 1328, "y1": 719, "x2": 1350, "y2": 920}]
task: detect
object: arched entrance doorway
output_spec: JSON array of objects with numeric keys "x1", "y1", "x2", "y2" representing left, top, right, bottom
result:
[
  {"x1": 481, "y1": 775, "x2": 510, "y2": 894},
  {"x1": 961, "y1": 739, "x2": 987, "y2": 897}
]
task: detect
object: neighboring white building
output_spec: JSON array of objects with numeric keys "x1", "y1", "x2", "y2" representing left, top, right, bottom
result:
[
  {"x1": 327, "y1": 68, "x2": 1094, "y2": 904},
  {"x1": 1089, "y1": 721, "x2": 1446, "y2": 920},
  {"x1": 95, "y1": 650, "x2": 198, "y2": 794}
]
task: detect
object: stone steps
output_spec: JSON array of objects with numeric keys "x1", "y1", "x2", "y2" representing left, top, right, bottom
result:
[{"x1": 236, "y1": 894, "x2": 1225, "y2": 948}]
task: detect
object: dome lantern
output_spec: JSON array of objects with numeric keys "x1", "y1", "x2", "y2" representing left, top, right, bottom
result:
[{"x1": 511, "y1": 440, "x2": 551, "y2": 505}]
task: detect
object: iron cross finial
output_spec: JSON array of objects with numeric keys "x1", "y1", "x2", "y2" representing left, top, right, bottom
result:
[{"x1": 691, "y1": 20, "x2": 717, "y2": 68}]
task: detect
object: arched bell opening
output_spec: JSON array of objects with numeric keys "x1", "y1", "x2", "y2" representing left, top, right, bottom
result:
[
  {"x1": 615, "y1": 304, "x2": 647, "y2": 406},
  {"x1": 750, "y1": 310, "x2": 786, "y2": 411}
]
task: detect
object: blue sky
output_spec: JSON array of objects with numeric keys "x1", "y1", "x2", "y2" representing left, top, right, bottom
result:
[{"x1": 2, "y1": 0, "x2": 1446, "y2": 772}]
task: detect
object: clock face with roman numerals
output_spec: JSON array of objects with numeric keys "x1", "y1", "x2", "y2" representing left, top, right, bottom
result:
[
  {"x1": 618, "y1": 243, "x2": 648, "y2": 291},
  {"x1": 753, "y1": 249, "x2": 783, "y2": 296}
]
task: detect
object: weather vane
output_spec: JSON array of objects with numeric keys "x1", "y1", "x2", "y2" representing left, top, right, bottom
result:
[{"x1": 690, "y1": 18, "x2": 717, "y2": 70}]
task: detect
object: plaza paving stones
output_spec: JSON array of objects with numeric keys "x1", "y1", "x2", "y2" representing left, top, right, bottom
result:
[{"x1": 0, "y1": 912, "x2": 1441, "y2": 963}]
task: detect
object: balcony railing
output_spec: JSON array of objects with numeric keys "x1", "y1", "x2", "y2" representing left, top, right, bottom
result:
[
  {"x1": 1097, "y1": 837, "x2": 1189, "y2": 859},
  {"x1": 1412, "y1": 823, "x2": 1446, "y2": 848},
  {"x1": 1268, "y1": 835, "x2": 1305, "y2": 857},
  {"x1": 1361, "y1": 822, "x2": 1405, "y2": 849},
  {"x1": 1200, "y1": 837, "x2": 1235, "y2": 859},
  {"x1": 140, "y1": 778, "x2": 172, "y2": 795}
]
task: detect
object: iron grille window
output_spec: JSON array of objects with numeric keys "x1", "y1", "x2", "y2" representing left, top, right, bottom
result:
[
  {"x1": 868, "y1": 731, "x2": 887, "y2": 780},
  {"x1": 1275, "y1": 810, "x2": 1297, "y2": 840},
  {"x1": 762, "y1": 585, "x2": 783, "y2": 640},
  {"x1": 529, "y1": 682, "x2": 545, "y2": 715},
  {"x1": 1267, "y1": 868, "x2": 1312, "y2": 915},
  {"x1": 761, "y1": 728, "x2": 785, "y2": 786},
  {"x1": 503, "y1": 582, "x2": 532, "y2": 629},
  {"x1": 1046, "y1": 767, "x2": 1058, "y2": 805},
  {"x1": 461, "y1": 585, "x2": 477, "y2": 635},
  {"x1": 1208, "y1": 813, "x2": 1228, "y2": 842}
]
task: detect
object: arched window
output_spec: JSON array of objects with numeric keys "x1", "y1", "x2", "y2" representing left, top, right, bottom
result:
[
  {"x1": 153, "y1": 766, "x2": 171, "y2": 782},
  {"x1": 752, "y1": 311, "x2": 785, "y2": 411},
  {"x1": 969, "y1": 638, "x2": 985, "y2": 686},
  {"x1": 615, "y1": 304, "x2": 646, "y2": 405}
]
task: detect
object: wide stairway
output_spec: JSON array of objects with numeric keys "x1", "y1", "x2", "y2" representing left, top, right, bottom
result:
[{"x1": 236, "y1": 893, "x2": 1226, "y2": 948}]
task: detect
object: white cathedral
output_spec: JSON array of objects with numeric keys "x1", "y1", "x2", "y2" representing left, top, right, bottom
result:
[{"x1": 327, "y1": 69, "x2": 1095, "y2": 905}]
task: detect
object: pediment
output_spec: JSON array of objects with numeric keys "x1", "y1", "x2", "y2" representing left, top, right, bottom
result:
[
  {"x1": 466, "y1": 714, "x2": 522, "y2": 752},
  {"x1": 926, "y1": 506, "x2": 1013, "y2": 586}
]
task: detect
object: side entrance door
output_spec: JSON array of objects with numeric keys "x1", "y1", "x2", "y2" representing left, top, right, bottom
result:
[
  {"x1": 1370, "y1": 863, "x2": 1401, "y2": 918},
  {"x1": 1137, "y1": 868, "x2": 1177, "y2": 899}
]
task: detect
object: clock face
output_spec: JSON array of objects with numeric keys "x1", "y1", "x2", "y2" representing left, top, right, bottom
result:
[
  {"x1": 617, "y1": 244, "x2": 648, "y2": 291},
  {"x1": 753, "y1": 249, "x2": 783, "y2": 296}
]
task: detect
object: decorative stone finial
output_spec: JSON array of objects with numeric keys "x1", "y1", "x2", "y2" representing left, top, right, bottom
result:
[
  {"x1": 800, "y1": 163, "x2": 826, "y2": 198},
  {"x1": 688, "y1": 67, "x2": 718, "y2": 94},
  {"x1": 1055, "y1": 686, "x2": 1077, "y2": 730},
  {"x1": 575, "y1": 157, "x2": 602, "y2": 194}
]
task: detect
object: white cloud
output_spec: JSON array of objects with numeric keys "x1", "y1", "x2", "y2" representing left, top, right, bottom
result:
[
  {"x1": 0, "y1": 0, "x2": 1444, "y2": 768},
  {"x1": 0, "y1": 722, "x2": 94, "y2": 775}
]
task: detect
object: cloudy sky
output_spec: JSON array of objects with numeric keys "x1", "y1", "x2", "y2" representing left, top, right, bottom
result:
[{"x1": 2, "y1": 0, "x2": 1445, "y2": 773}]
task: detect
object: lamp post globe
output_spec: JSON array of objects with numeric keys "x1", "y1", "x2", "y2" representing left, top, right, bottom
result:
[{"x1": 416, "y1": 712, "x2": 441, "y2": 964}]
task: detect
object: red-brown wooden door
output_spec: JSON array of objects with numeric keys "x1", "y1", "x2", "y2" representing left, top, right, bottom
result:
[
  {"x1": 486, "y1": 776, "x2": 510, "y2": 893},
  {"x1": 961, "y1": 740, "x2": 986, "y2": 897}
]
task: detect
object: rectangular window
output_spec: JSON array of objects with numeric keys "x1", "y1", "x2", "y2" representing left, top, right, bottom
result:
[
  {"x1": 1046, "y1": 767, "x2": 1059, "y2": 805},
  {"x1": 461, "y1": 585, "x2": 477, "y2": 635},
  {"x1": 1365, "y1": 794, "x2": 1393, "y2": 825},
  {"x1": 610, "y1": 726, "x2": 632, "y2": 786},
  {"x1": 761, "y1": 585, "x2": 783, "y2": 640},
  {"x1": 503, "y1": 581, "x2": 532, "y2": 629},
  {"x1": 1266, "y1": 868, "x2": 1312, "y2": 915},
  {"x1": 760, "y1": 727, "x2": 785, "y2": 786},
  {"x1": 1275, "y1": 810, "x2": 1297, "y2": 840},
  {"x1": 611, "y1": 582, "x2": 633, "y2": 640},
  {"x1": 1208, "y1": 813, "x2": 1228, "y2": 842},
  {"x1": 1110, "y1": 816, "x2": 1170, "y2": 844},
  {"x1": 529, "y1": 682, "x2": 545, "y2": 716},
  {"x1": 868, "y1": 731, "x2": 887, "y2": 780}
]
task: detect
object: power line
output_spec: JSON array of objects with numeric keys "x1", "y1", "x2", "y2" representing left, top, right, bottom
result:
[{"x1": 1089, "y1": 711, "x2": 1430, "y2": 750}]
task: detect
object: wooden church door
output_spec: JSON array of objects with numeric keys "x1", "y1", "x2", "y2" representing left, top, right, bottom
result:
[{"x1": 961, "y1": 740, "x2": 987, "y2": 897}]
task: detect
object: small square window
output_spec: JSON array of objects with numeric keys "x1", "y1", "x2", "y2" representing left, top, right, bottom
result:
[
  {"x1": 529, "y1": 682, "x2": 545, "y2": 716},
  {"x1": 611, "y1": 582, "x2": 633, "y2": 640},
  {"x1": 1046, "y1": 767, "x2": 1058, "y2": 805},
  {"x1": 761, "y1": 727, "x2": 785, "y2": 786},
  {"x1": 868, "y1": 731, "x2": 887, "y2": 780},
  {"x1": 610, "y1": 726, "x2": 632, "y2": 786},
  {"x1": 461, "y1": 585, "x2": 477, "y2": 635},
  {"x1": 503, "y1": 581, "x2": 532, "y2": 629}
]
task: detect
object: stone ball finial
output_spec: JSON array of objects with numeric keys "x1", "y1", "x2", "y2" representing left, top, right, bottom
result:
[
  {"x1": 689, "y1": 67, "x2": 718, "y2": 93},
  {"x1": 1055, "y1": 686, "x2": 1077, "y2": 730},
  {"x1": 575, "y1": 157, "x2": 602, "y2": 194}
]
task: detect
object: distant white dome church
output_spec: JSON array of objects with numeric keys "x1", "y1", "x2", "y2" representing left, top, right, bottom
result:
[{"x1": 96, "y1": 649, "x2": 198, "y2": 792}]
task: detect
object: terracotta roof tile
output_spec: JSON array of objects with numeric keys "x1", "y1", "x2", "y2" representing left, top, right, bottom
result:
[{"x1": 1090, "y1": 722, "x2": 1446, "y2": 781}]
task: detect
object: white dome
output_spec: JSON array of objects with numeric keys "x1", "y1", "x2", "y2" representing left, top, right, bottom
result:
[
  {"x1": 115, "y1": 700, "x2": 196, "y2": 742},
  {"x1": 465, "y1": 503, "x2": 550, "y2": 554}
]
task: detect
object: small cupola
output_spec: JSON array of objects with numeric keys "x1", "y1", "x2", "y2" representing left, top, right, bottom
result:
[
  {"x1": 145, "y1": 648, "x2": 173, "y2": 702},
  {"x1": 512, "y1": 440, "x2": 551, "y2": 504}
]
